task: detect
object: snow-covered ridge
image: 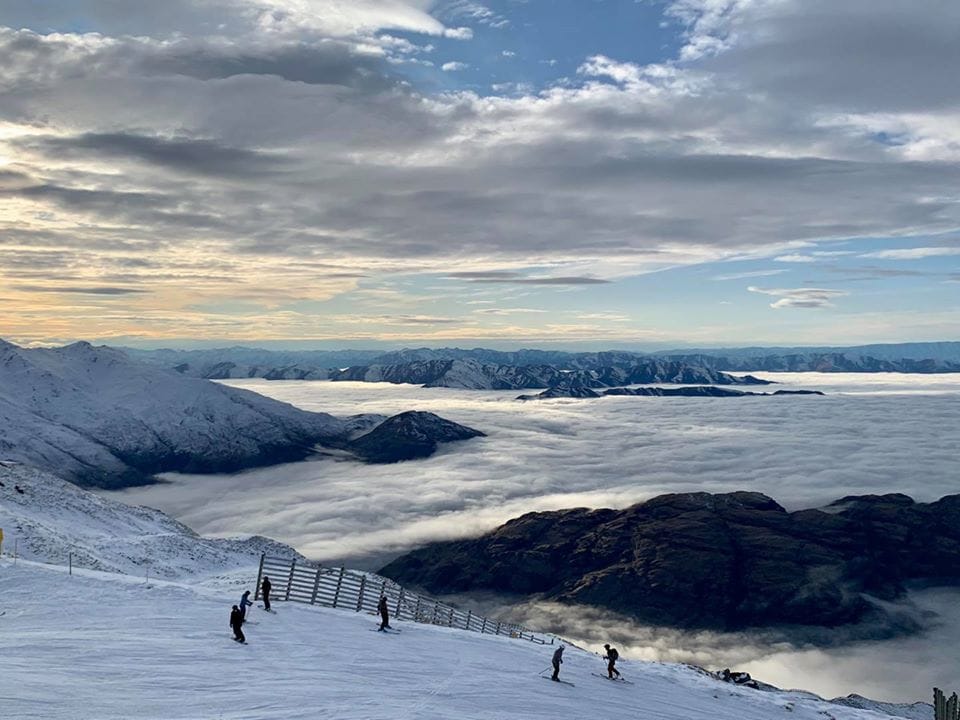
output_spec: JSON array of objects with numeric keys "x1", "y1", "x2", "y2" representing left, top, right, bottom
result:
[{"x1": 0, "y1": 462, "x2": 298, "y2": 579}]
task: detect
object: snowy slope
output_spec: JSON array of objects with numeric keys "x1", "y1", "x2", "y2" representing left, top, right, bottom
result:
[
  {"x1": 0, "y1": 560, "x2": 931, "y2": 720},
  {"x1": 0, "y1": 339, "x2": 376, "y2": 487},
  {"x1": 0, "y1": 462, "x2": 300, "y2": 579}
]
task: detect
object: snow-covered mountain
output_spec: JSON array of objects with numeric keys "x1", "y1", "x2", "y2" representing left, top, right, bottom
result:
[
  {"x1": 0, "y1": 461, "x2": 299, "y2": 579},
  {"x1": 329, "y1": 358, "x2": 768, "y2": 390},
  {"x1": 0, "y1": 339, "x2": 370, "y2": 488}
]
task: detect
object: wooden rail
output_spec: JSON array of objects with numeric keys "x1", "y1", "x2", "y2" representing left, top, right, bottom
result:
[{"x1": 254, "y1": 554, "x2": 551, "y2": 644}]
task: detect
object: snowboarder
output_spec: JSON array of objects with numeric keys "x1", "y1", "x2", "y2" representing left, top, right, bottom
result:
[
  {"x1": 261, "y1": 576, "x2": 272, "y2": 611},
  {"x1": 551, "y1": 645, "x2": 564, "y2": 681},
  {"x1": 377, "y1": 594, "x2": 391, "y2": 631},
  {"x1": 230, "y1": 605, "x2": 246, "y2": 643},
  {"x1": 603, "y1": 643, "x2": 621, "y2": 679},
  {"x1": 239, "y1": 590, "x2": 253, "y2": 622}
]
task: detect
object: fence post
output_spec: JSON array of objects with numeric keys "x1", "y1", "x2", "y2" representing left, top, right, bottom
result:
[
  {"x1": 414, "y1": 596, "x2": 422, "y2": 622},
  {"x1": 311, "y1": 566, "x2": 322, "y2": 605},
  {"x1": 69, "y1": 552, "x2": 72, "y2": 575},
  {"x1": 285, "y1": 558, "x2": 297, "y2": 601},
  {"x1": 356, "y1": 575, "x2": 367, "y2": 612},
  {"x1": 495, "y1": 621, "x2": 502, "y2": 636},
  {"x1": 254, "y1": 554, "x2": 265, "y2": 601},
  {"x1": 332, "y1": 567, "x2": 346, "y2": 609},
  {"x1": 447, "y1": 607, "x2": 454, "y2": 626},
  {"x1": 395, "y1": 589, "x2": 405, "y2": 618},
  {"x1": 480, "y1": 617, "x2": 487, "y2": 634},
  {"x1": 465, "y1": 610, "x2": 472, "y2": 631}
]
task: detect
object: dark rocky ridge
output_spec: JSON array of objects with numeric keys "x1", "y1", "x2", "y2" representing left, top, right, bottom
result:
[
  {"x1": 379, "y1": 491, "x2": 960, "y2": 632},
  {"x1": 346, "y1": 411, "x2": 486, "y2": 463}
]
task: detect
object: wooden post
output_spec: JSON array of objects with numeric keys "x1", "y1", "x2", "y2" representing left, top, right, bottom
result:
[
  {"x1": 356, "y1": 575, "x2": 367, "y2": 612},
  {"x1": 332, "y1": 567, "x2": 346, "y2": 609},
  {"x1": 495, "y1": 621, "x2": 502, "y2": 636},
  {"x1": 254, "y1": 554, "x2": 265, "y2": 601},
  {"x1": 480, "y1": 617, "x2": 487, "y2": 634},
  {"x1": 395, "y1": 589, "x2": 405, "y2": 618},
  {"x1": 414, "y1": 596, "x2": 422, "y2": 622},
  {"x1": 310, "y1": 566, "x2": 322, "y2": 605},
  {"x1": 285, "y1": 558, "x2": 297, "y2": 601},
  {"x1": 447, "y1": 607, "x2": 454, "y2": 626},
  {"x1": 431, "y1": 601, "x2": 439, "y2": 625},
  {"x1": 465, "y1": 610, "x2": 472, "y2": 631}
]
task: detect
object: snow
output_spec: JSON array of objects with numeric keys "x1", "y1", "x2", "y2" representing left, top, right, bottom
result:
[
  {"x1": 0, "y1": 340, "x2": 373, "y2": 487},
  {"x1": 1, "y1": 560, "x2": 927, "y2": 720},
  {"x1": 0, "y1": 462, "x2": 931, "y2": 719}
]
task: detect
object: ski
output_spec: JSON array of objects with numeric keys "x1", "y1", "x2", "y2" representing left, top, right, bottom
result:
[
  {"x1": 590, "y1": 673, "x2": 633, "y2": 685},
  {"x1": 541, "y1": 677, "x2": 574, "y2": 687},
  {"x1": 232, "y1": 638, "x2": 248, "y2": 644},
  {"x1": 369, "y1": 628, "x2": 402, "y2": 633}
]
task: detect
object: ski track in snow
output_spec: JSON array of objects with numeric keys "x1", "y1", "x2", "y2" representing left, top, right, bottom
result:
[{"x1": 0, "y1": 560, "x2": 923, "y2": 720}]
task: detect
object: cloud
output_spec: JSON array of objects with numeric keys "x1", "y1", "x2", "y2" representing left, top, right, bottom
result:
[
  {"x1": 859, "y1": 246, "x2": 960, "y2": 260},
  {"x1": 13, "y1": 285, "x2": 147, "y2": 295},
  {"x1": 748, "y1": 286, "x2": 848, "y2": 309},
  {"x1": 448, "y1": 272, "x2": 610, "y2": 285},
  {"x1": 440, "y1": 61, "x2": 468, "y2": 72},
  {"x1": 441, "y1": 1, "x2": 510, "y2": 29},
  {"x1": 442, "y1": 26, "x2": 474, "y2": 40},
  {"x1": 712, "y1": 269, "x2": 786, "y2": 281},
  {"x1": 773, "y1": 254, "x2": 816, "y2": 263}
]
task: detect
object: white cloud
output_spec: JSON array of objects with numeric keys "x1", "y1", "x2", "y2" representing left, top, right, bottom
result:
[
  {"x1": 442, "y1": 26, "x2": 473, "y2": 39},
  {"x1": 860, "y1": 246, "x2": 960, "y2": 260},
  {"x1": 748, "y1": 286, "x2": 848, "y2": 309},
  {"x1": 774, "y1": 254, "x2": 816, "y2": 263},
  {"x1": 712, "y1": 269, "x2": 787, "y2": 281},
  {"x1": 116, "y1": 374, "x2": 960, "y2": 567},
  {"x1": 441, "y1": 61, "x2": 468, "y2": 71}
]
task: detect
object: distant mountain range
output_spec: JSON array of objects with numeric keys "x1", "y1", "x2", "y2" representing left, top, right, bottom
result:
[
  {"x1": 0, "y1": 340, "x2": 483, "y2": 488},
  {"x1": 123, "y1": 341, "x2": 960, "y2": 382},
  {"x1": 380, "y1": 491, "x2": 960, "y2": 634}
]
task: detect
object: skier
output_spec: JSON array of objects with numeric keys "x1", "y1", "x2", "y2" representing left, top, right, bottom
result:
[
  {"x1": 603, "y1": 643, "x2": 621, "y2": 679},
  {"x1": 230, "y1": 605, "x2": 246, "y2": 644},
  {"x1": 239, "y1": 590, "x2": 253, "y2": 623},
  {"x1": 377, "y1": 594, "x2": 391, "y2": 631},
  {"x1": 551, "y1": 645, "x2": 564, "y2": 681},
  {"x1": 261, "y1": 576, "x2": 272, "y2": 611}
]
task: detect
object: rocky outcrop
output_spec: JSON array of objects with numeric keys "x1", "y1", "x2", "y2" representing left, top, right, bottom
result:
[
  {"x1": 347, "y1": 411, "x2": 485, "y2": 463},
  {"x1": 379, "y1": 491, "x2": 960, "y2": 631}
]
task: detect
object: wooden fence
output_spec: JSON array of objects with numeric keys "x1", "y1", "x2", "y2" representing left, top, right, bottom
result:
[
  {"x1": 935, "y1": 688, "x2": 959, "y2": 720},
  {"x1": 254, "y1": 554, "x2": 551, "y2": 644}
]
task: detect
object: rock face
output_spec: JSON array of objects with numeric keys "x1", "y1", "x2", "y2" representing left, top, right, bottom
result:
[
  {"x1": 0, "y1": 340, "x2": 482, "y2": 488},
  {"x1": 379, "y1": 491, "x2": 960, "y2": 631},
  {"x1": 330, "y1": 358, "x2": 769, "y2": 390},
  {"x1": 348, "y1": 411, "x2": 485, "y2": 463}
]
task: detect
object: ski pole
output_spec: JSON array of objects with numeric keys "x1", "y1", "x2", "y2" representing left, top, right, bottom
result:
[{"x1": 538, "y1": 666, "x2": 552, "y2": 675}]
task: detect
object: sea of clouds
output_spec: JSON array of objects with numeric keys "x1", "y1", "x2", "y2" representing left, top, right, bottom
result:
[{"x1": 114, "y1": 372, "x2": 960, "y2": 702}]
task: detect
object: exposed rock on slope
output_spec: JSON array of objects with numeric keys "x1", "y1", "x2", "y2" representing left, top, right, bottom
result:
[
  {"x1": 517, "y1": 387, "x2": 824, "y2": 400},
  {"x1": 380, "y1": 491, "x2": 960, "y2": 632},
  {"x1": 348, "y1": 411, "x2": 485, "y2": 463}
]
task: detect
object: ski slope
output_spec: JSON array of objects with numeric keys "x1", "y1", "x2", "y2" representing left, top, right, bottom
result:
[{"x1": 1, "y1": 559, "x2": 928, "y2": 720}]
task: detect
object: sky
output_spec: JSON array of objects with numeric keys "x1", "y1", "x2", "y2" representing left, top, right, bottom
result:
[{"x1": 1, "y1": 0, "x2": 958, "y2": 348}]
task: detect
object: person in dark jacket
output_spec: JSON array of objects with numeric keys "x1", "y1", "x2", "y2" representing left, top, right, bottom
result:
[
  {"x1": 551, "y1": 645, "x2": 565, "y2": 681},
  {"x1": 230, "y1": 605, "x2": 246, "y2": 643},
  {"x1": 239, "y1": 590, "x2": 253, "y2": 622},
  {"x1": 261, "y1": 576, "x2": 272, "y2": 611},
  {"x1": 377, "y1": 594, "x2": 391, "y2": 631},
  {"x1": 603, "y1": 643, "x2": 621, "y2": 679}
]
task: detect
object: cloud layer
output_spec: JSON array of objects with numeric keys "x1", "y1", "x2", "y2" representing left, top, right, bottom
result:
[{"x1": 1, "y1": 1, "x2": 959, "y2": 342}]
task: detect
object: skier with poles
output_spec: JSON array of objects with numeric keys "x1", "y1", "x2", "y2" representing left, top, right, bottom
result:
[
  {"x1": 603, "y1": 643, "x2": 621, "y2": 679},
  {"x1": 551, "y1": 645, "x2": 565, "y2": 681},
  {"x1": 239, "y1": 590, "x2": 253, "y2": 623},
  {"x1": 261, "y1": 576, "x2": 272, "y2": 611},
  {"x1": 377, "y1": 594, "x2": 391, "y2": 631},
  {"x1": 229, "y1": 605, "x2": 246, "y2": 644}
]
